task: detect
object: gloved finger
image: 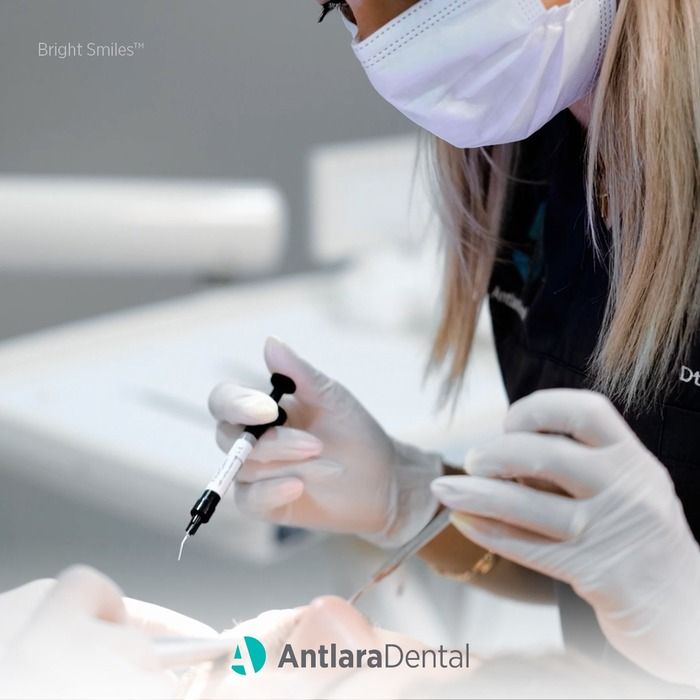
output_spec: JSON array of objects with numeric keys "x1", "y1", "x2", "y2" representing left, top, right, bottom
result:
[
  {"x1": 124, "y1": 598, "x2": 217, "y2": 638},
  {"x1": 213, "y1": 393, "x2": 308, "y2": 450},
  {"x1": 237, "y1": 456, "x2": 343, "y2": 483},
  {"x1": 433, "y1": 476, "x2": 584, "y2": 541},
  {"x1": 264, "y1": 336, "x2": 341, "y2": 410},
  {"x1": 450, "y1": 512, "x2": 559, "y2": 575},
  {"x1": 216, "y1": 424, "x2": 323, "y2": 462},
  {"x1": 252, "y1": 427, "x2": 323, "y2": 463},
  {"x1": 208, "y1": 381, "x2": 279, "y2": 426},
  {"x1": 464, "y1": 432, "x2": 605, "y2": 498},
  {"x1": 505, "y1": 389, "x2": 631, "y2": 447},
  {"x1": 37, "y1": 565, "x2": 126, "y2": 625},
  {"x1": 234, "y1": 477, "x2": 305, "y2": 516}
]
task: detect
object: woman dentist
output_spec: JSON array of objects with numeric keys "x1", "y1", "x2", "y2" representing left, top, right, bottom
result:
[{"x1": 209, "y1": 0, "x2": 700, "y2": 687}]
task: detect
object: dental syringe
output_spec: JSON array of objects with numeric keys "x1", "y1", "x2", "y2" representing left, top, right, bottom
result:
[{"x1": 178, "y1": 373, "x2": 296, "y2": 560}]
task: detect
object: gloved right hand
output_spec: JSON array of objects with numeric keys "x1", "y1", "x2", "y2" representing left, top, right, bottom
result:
[
  {"x1": 432, "y1": 389, "x2": 700, "y2": 687},
  {"x1": 208, "y1": 337, "x2": 442, "y2": 548}
]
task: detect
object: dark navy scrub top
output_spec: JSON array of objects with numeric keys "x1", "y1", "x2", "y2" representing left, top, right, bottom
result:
[{"x1": 488, "y1": 109, "x2": 700, "y2": 663}]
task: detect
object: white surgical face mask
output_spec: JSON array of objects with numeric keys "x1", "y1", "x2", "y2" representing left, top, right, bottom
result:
[{"x1": 350, "y1": 0, "x2": 616, "y2": 147}]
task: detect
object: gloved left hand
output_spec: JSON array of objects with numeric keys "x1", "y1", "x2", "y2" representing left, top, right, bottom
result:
[
  {"x1": 431, "y1": 389, "x2": 700, "y2": 688},
  {"x1": 209, "y1": 337, "x2": 442, "y2": 548}
]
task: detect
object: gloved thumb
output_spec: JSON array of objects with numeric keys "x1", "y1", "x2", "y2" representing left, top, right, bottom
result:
[{"x1": 264, "y1": 337, "x2": 337, "y2": 409}]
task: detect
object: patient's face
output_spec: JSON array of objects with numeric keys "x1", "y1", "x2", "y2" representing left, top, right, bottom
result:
[
  {"x1": 188, "y1": 596, "x2": 465, "y2": 700},
  {"x1": 283, "y1": 595, "x2": 421, "y2": 649}
]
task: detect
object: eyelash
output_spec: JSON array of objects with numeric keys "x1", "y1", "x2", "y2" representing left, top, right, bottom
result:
[{"x1": 318, "y1": 1, "x2": 355, "y2": 24}]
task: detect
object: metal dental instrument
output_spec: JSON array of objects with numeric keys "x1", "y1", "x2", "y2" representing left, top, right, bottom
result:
[
  {"x1": 178, "y1": 373, "x2": 296, "y2": 560},
  {"x1": 154, "y1": 636, "x2": 236, "y2": 669},
  {"x1": 348, "y1": 509, "x2": 452, "y2": 605}
]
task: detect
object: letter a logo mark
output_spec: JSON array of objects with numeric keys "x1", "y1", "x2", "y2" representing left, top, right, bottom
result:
[{"x1": 231, "y1": 636, "x2": 267, "y2": 675}]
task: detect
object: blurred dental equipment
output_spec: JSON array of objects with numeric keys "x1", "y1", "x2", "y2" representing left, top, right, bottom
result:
[
  {"x1": 0, "y1": 176, "x2": 285, "y2": 276},
  {"x1": 0, "y1": 137, "x2": 562, "y2": 656},
  {"x1": 179, "y1": 373, "x2": 296, "y2": 560},
  {"x1": 348, "y1": 509, "x2": 452, "y2": 605},
  {"x1": 0, "y1": 137, "x2": 507, "y2": 562}
]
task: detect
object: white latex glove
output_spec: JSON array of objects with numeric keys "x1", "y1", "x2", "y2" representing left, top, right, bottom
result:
[
  {"x1": 0, "y1": 566, "x2": 177, "y2": 699},
  {"x1": 208, "y1": 336, "x2": 442, "y2": 547},
  {"x1": 431, "y1": 389, "x2": 700, "y2": 687}
]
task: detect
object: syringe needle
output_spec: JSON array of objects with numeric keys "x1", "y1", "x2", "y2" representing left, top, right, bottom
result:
[{"x1": 178, "y1": 534, "x2": 189, "y2": 562}]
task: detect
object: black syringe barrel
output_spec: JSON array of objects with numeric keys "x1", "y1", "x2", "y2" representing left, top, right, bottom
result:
[
  {"x1": 186, "y1": 490, "x2": 220, "y2": 535},
  {"x1": 185, "y1": 373, "x2": 296, "y2": 537}
]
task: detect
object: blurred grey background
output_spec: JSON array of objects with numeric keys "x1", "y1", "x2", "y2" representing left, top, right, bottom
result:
[{"x1": 0, "y1": 0, "x2": 411, "y2": 338}]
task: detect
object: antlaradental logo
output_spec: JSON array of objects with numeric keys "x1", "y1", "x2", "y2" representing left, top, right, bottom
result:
[
  {"x1": 277, "y1": 642, "x2": 469, "y2": 669},
  {"x1": 231, "y1": 636, "x2": 266, "y2": 676},
  {"x1": 229, "y1": 637, "x2": 469, "y2": 674}
]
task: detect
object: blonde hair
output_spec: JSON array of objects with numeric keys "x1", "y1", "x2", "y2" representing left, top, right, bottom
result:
[{"x1": 430, "y1": 0, "x2": 700, "y2": 411}]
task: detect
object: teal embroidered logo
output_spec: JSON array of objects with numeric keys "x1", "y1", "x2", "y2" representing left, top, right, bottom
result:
[
  {"x1": 513, "y1": 200, "x2": 546, "y2": 283},
  {"x1": 231, "y1": 636, "x2": 266, "y2": 675}
]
